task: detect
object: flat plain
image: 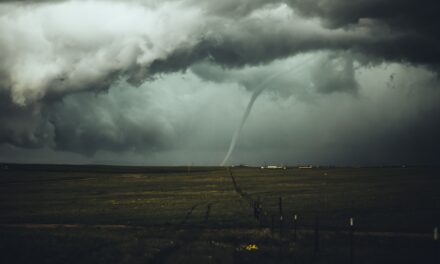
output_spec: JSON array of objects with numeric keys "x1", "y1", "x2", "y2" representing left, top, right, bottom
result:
[{"x1": 0, "y1": 165, "x2": 439, "y2": 263}]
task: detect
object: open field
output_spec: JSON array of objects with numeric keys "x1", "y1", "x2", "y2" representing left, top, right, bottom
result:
[{"x1": 0, "y1": 165, "x2": 439, "y2": 263}]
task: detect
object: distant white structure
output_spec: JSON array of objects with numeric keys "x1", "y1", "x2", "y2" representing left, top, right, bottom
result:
[
  {"x1": 298, "y1": 165, "x2": 313, "y2": 169},
  {"x1": 261, "y1": 165, "x2": 287, "y2": 170}
]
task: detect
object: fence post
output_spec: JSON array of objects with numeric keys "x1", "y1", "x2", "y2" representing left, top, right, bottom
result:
[
  {"x1": 279, "y1": 197, "x2": 283, "y2": 238},
  {"x1": 434, "y1": 227, "x2": 438, "y2": 263},
  {"x1": 293, "y1": 213, "x2": 298, "y2": 242},
  {"x1": 349, "y1": 217, "x2": 355, "y2": 264}
]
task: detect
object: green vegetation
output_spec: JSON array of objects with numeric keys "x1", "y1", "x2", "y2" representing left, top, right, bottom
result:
[{"x1": 0, "y1": 166, "x2": 439, "y2": 263}]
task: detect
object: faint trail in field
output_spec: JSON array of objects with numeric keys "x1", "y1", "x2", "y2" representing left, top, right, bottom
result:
[
  {"x1": 150, "y1": 202, "x2": 215, "y2": 264},
  {"x1": 177, "y1": 203, "x2": 200, "y2": 228},
  {"x1": 150, "y1": 202, "x2": 219, "y2": 263},
  {"x1": 227, "y1": 168, "x2": 259, "y2": 211}
]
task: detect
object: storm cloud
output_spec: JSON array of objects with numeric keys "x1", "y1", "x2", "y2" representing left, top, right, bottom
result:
[{"x1": 1, "y1": 0, "x2": 439, "y2": 165}]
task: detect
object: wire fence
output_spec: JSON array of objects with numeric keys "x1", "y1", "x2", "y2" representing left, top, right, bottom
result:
[{"x1": 227, "y1": 168, "x2": 440, "y2": 263}]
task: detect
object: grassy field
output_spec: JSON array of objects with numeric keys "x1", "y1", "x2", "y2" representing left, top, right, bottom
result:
[{"x1": 0, "y1": 165, "x2": 439, "y2": 263}]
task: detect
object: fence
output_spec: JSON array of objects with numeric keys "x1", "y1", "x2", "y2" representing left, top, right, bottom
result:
[{"x1": 227, "y1": 167, "x2": 440, "y2": 263}]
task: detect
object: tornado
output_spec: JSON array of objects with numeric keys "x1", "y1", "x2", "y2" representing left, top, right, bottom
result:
[{"x1": 220, "y1": 55, "x2": 315, "y2": 166}]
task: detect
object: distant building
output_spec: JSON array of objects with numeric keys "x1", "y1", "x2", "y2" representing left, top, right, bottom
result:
[
  {"x1": 261, "y1": 165, "x2": 287, "y2": 170},
  {"x1": 298, "y1": 165, "x2": 313, "y2": 169}
]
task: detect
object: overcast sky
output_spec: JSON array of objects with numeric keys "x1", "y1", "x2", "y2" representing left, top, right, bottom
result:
[{"x1": 0, "y1": 0, "x2": 439, "y2": 166}]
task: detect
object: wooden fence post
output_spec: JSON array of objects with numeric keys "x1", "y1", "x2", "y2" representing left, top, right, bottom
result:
[
  {"x1": 434, "y1": 227, "x2": 438, "y2": 263},
  {"x1": 279, "y1": 197, "x2": 283, "y2": 238},
  {"x1": 349, "y1": 217, "x2": 355, "y2": 264},
  {"x1": 293, "y1": 213, "x2": 298, "y2": 242}
]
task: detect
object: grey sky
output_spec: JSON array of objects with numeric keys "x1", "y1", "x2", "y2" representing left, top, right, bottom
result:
[{"x1": 0, "y1": 0, "x2": 439, "y2": 166}]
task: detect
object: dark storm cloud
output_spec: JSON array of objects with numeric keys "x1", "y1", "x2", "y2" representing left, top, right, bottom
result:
[
  {"x1": 0, "y1": 0, "x2": 439, "y2": 163},
  {"x1": 146, "y1": 0, "x2": 440, "y2": 90},
  {"x1": 287, "y1": 0, "x2": 440, "y2": 66},
  {"x1": 1, "y1": 0, "x2": 439, "y2": 105},
  {"x1": 287, "y1": 0, "x2": 437, "y2": 29}
]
